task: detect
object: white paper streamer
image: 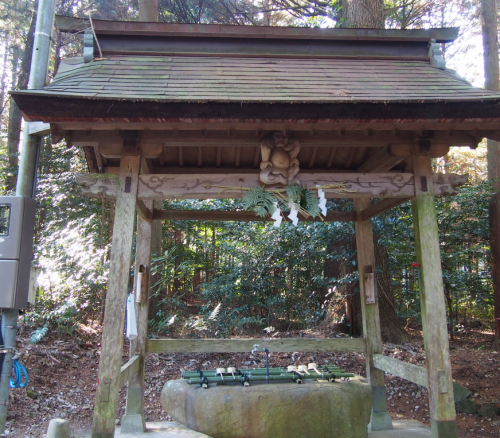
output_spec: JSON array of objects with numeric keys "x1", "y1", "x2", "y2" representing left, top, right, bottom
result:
[
  {"x1": 317, "y1": 185, "x2": 328, "y2": 216},
  {"x1": 288, "y1": 207, "x2": 299, "y2": 226},
  {"x1": 126, "y1": 293, "x2": 138, "y2": 340},
  {"x1": 271, "y1": 203, "x2": 283, "y2": 228}
]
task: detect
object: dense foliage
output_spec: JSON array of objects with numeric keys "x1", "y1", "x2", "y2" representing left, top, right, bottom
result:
[{"x1": 0, "y1": 0, "x2": 497, "y2": 341}]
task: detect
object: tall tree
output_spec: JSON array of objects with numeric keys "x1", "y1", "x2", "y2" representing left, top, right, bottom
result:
[
  {"x1": 481, "y1": 0, "x2": 500, "y2": 338},
  {"x1": 5, "y1": 2, "x2": 37, "y2": 192},
  {"x1": 339, "y1": 0, "x2": 408, "y2": 343},
  {"x1": 341, "y1": 0, "x2": 385, "y2": 27}
]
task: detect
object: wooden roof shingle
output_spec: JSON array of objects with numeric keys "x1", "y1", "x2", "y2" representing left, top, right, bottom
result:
[{"x1": 23, "y1": 55, "x2": 497, "y2": 103}]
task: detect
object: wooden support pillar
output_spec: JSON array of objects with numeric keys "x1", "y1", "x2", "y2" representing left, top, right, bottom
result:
[
  {"x1": 354, "y1": 198, "x2": 393, "y2": 432},
  {"x1": 121, "y1": 200, "x2": 153, "y2": 433},
  {"x1": 411, "y1": 154, "x2": 457, "y2": 438},
  {"x1": 91, "y1": 151, "x2": 141, "y2": 438}
]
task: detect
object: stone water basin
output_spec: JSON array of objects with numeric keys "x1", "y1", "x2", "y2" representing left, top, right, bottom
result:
[{"x1": 161, "y1": 376, "x2": 372, "y2": 438}]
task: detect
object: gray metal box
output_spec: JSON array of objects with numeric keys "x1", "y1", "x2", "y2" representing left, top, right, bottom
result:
[{"x1": 0, "y1": 196, "x2": 37, "y2": 309}]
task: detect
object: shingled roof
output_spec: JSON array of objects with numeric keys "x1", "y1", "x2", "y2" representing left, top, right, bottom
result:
[
  {"x1": 11, "y1": 19, "x2": 500, "y2": 122},
  {"x1": 21, "y1": 55, "x2": 497, "y2": 103}
]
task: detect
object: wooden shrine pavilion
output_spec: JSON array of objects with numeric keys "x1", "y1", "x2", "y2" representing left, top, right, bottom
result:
[{"x1": 11, "y1": 17, "x2": 500, "y2": 438}]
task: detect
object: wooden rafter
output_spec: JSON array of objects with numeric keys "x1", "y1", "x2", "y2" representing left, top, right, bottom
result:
[
  {"x1": 197, "y1": 146, "x2": 203, "y2": 168},
  {"x1": 309, "y1": 146, "x2": 319, "y2": 169},
  {"x1": 344, "y1": 148, "x2": 356, "y2": 169},
  {"x1": 235, "y1": 146, "x2": 241, "y2": 168},
  {"x1": 327, "y1": 147, "x2": 338, "y2": 169},
  {"x1": 178, "y1": 146, "x2": 183, "y2": 167},
  {"x1": 216, "y1": 146, "x2": 222, "y2": 167},
  {"x1": 253, "y1": 147, "x2": 260, "y2": 168}
]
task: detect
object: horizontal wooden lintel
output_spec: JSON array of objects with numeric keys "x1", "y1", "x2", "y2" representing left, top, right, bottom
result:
[
  {"x1": 76, "y1": 172, "x2": 468, "y2": 200},
  {"x1": 373, "y1": 353, "x2": 427, "y2": 388},
  {"x1": 146, "y1": 338, "x2": 366, "y2": 354},
  {"x1": 153, "y1": 209, "x2": 355, "y2": 222}
]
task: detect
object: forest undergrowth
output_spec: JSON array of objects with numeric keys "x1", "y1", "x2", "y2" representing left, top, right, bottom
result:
[{"x1": 6, "y1": 319, "x2": 500, "y2": 438}]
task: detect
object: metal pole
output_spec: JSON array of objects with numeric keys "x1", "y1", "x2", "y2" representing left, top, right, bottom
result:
[
  {"x1": 0, "y1": 0, "x2": 55, "y2": 434},
  {"x1": 16, "y1": 0, "x2": 55, "y2": 197}
]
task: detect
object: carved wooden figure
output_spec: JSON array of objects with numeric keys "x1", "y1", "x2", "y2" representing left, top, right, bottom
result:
[{"x1": 260, "y1": 132, "x2": 301, "y2": 185}]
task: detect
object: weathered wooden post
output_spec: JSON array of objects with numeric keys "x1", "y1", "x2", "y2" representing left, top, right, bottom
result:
[
  {"x1": 91, "y1": 138, "x2": 141, "y2": 438},
  {"x1": 354, "y1": 198, "x2": 393, "y2": 431},
  {"x1": 121, "y1": 197, "x2": 153, "y2": 433},
  {"x1": 411, "y1": 152, "x2": 457, "y2": 438}
]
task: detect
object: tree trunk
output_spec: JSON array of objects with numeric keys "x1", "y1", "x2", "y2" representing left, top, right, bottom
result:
[
  {"x1": 173, "y1": 229, "x2": 182, "y2": 293},
  {"x1": 5, "y1": 7, "x2": 37, "y2": 192},
  {"x1": 481, "y1": 0, "x2": 500, "y2": 340},
  {"x1": 341, "y1": 0, "x2": 385, "y2": 28},
  {"x1": 322, "y1": 242, "x2": 342, "y2": 306},
  {"x1": 148, "y1": 200, "x2": 163, "y2": 320},
  {"x1": 0, "y1": 35, "x2": 9, "y2": 114},
  {"x1": 374, "y1": 242, "x2": 409, "y2": 344}
]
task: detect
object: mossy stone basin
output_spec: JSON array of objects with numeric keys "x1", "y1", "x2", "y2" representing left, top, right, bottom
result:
[{"x1": 161, "y1": 376, "x2": 372, "y2": 438}]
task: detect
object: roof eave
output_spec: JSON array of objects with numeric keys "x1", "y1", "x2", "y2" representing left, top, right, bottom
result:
[{"x1": 11, "y1": 91, "x2": 500, "y2": 124}]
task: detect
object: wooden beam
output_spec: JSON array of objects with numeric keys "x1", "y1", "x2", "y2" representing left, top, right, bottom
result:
[
  {"x1": 122, "y1": 199, "x2": 154, "y2": 432},
  {"x1": 136, "y1": 200, "x2": 152, "y2": 221},
  {"x1": 140, "y1": 158, "x2": 154, "y2": 174},
  {"x1": 309, "y1": 146, "x2": 319, "y2": 169},
  {"x1": 357, "y1": 145, "x2": 406, "y2": 173},
  {"x1": 197, "y1": 146, "x2": 202, "y2": 167},
  {"x1": 178, "y1": 146, "x2": 183, "y2": 167},
  {"x1": 354, "y1": 198, "x2": 392, "y2": 430},
  {"x1": 411, "y1": 154, "x2": 457, "y2": 435},
  {"x1": 76, "y1": 172, "x2": 468, "y2": 200},
  {"x1": 153, "y1": 209, "x2": 355, "y2": 222},
  {"x1": 360, "y1": 198, "x2": 411, "y2": 221},
  {"x1": 28, "y1": 121, "x2": 50, "y2": 136},
  {"x1": 92, "y1": 151, "x2": 141, "y2": 438},
  {"x1": 57, "y1": 120, "x2": 500, "y2": 133},
  {"x1": 327, "y1": 147, "x2": 338, "y2": 169},
  {"x1": 253, "y1": 146, "x2": 260, "y2": 168},
  {"x1": 68, "y1": 128, "x2": 480, "y2": 151},
  {"x1": 94, "y1": 146, "x2": 103, "y2": 173},
  {"x1": 216, "y1": 146, "x2": 222, "y2": 167},
  {"x1": 118, "y1": 355, "x2": 141, "y2": 388},
  {"x1": 344, "y1": 147, "x2": 356, "y2": 169},
  {"x1": 235, "y1": 146, "x2": 241, "y2": 168},
  {"x1": 145, "y1": 338, "x2": 366, "y2": 354},
  {"x1": 373, "y1": 354, "x2": 427, "y2": 388},
  {"x1": 101, "y1": 144, "x2": 164, "y2": 159}
]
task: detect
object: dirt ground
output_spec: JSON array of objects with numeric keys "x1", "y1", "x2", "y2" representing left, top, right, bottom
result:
[{"x1": 6, "y1": 322, "x2": 500, "y2": 437}]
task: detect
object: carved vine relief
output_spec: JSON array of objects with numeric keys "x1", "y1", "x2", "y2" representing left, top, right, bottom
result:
[{"x1": 260, "y1": 132, "x2": 301, "y2": 186}]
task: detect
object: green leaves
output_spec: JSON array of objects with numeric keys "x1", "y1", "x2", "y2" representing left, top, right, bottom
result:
[
  {"x1": 242, "y1": 184, "x2": 322, "y2": 219},
  {"x1": 29, "y1": 325, "x2": 48, "y2": 344},
  {"x1": 242, "y1": 187, "x2": 276, "y2": 217}
]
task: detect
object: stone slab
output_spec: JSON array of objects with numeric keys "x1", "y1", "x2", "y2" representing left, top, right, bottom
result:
[
  {"x1": 112, "y1": 421, "x2": 210, "y2": 437},
  {"x1": 78, "y1": 419, "x2": 430, "y2": 438},
  {"x1": 368, "y1": 420, "x2": 431, "y2": 438},
  {"x1": 162, "y1": 377, "x2": 372, "y2": 438}
]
